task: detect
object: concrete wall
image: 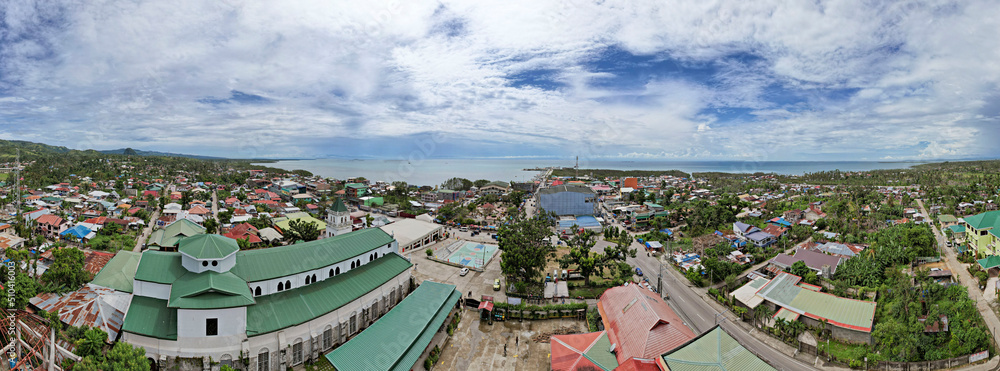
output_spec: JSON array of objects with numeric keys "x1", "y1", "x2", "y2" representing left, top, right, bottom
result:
[
  {"x1": 800, "y1": 315, "x2": 872, "y2": 345},
  {"x1": 134, "y1": 280, "x2": 171, "y2": 300},
  {"x1": 181, "y1": 252, "x2": 237, "y2": 274},
  {"x1": 177, "y1": 307, "x2": 246, "y2": 338}
]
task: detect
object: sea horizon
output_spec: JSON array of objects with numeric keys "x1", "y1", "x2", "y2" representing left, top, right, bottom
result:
[{"x1": 255, "y1": 158, "x2": 936, "y2": 187}]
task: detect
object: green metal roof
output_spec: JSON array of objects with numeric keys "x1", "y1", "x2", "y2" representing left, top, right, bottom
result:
[
  {"x1": 963, "y1": 210, "x2": 1000, "y2": 236},
  {"x1": 168, "y1": 271, "x2": 254, "y2": 309},
  {"x1": 122, "y1": 296, "x2": 178, "y2": 340},
  {"x1": 582, "y1": 331, "x2": 619, "y2": 371},
  {"x1": 90, "y1": 251, "x2": 141, "y2": 293},
  {"x1": 938, "y1": 214, "x2": 958, "y2": 223},
  {"x1": 330, "y1": 198, "x2": 349, "y2": 212},
  {"x1": 326, "y1": 281, "x2": 460, "y2": 371},
  {"x1": 134, "y1": 251, "x2": 188, "y2": 284},
  {"x1": 661, "y1": 325, "x2": 775, "y2": 371},
  {"x1": 148, "y1": 219, "x2": 205, "y2": 247},
  {"x1": 232, "y1": 228, "x2": 394, "y2": 282},
  {"x1": 178, "y1": 234, "x2": 239, "y2": 260},
  {"x1": 346, "y1": 183, "x2": 367, "y2": 189},
  {"x1": 246, "y1": 253, "x2": 412, "y2": 336},
  {"x1": 978, "y1": 255, "x2": 1000, "y2": 270},
  {"x1": 757, "y1": 273, "x2": 876, "y2": 332},
  {"x1": 948, "y1": 225, "x2": 966, "y2": 233}
]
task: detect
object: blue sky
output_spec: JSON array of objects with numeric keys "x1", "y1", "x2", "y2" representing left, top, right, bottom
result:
[{"x1": 1, "y1": 0, "x2": 999, "y2": 161}]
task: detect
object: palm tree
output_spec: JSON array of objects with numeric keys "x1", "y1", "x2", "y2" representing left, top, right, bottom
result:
[
  {"x1": 774, "y1": 317, "x2": 787, "y2": 339},
  {"x1": 756, "y1": 306, "x2": 774, "y2": 329}
]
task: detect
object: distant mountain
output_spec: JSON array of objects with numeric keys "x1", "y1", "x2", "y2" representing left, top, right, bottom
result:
[
  {"x1": 99, "y1": 148, "x2": 226, "y2": 160},
  {"x1": 0, "y1": 139, "x2": 75, "y2": 160}
]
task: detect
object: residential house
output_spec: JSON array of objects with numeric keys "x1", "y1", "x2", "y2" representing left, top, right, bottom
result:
[
  {"x1": 478, "y1": 181, "x2": 510, "y2": 196},
  {"x1": 36, "y1": 214, "x2": 67, "y2": 239},
  {"x1": 961, "y1": 210, "x2": 1000, "y2": 256},
  {"x1": 770, "y1": 247, "x2": 845, "y2": 278}
]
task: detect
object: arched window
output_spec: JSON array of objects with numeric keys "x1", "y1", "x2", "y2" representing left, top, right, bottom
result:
[
  {"x1": 254, "y1": 287, "x2": 261, "y2": 296},
  {"x1": 329, "y1": 268, "x2": 334, "y2": 277},
  {"x1": 374, "y1": 252, "x2": 378, "y2": 259},
  {"x1": 351, "y1": 261, "x2": 355, "y2": 269},
  {"x1": 286, "y1": 280, "x2": 291, "y2": 289},
  {"x1": 278, "y1": 282, "x2": 284, "y2": 291},
  {"x1": 356, "y1": 259, "x2": 361, "y2": 267},
  {"x1": 312, "y1": 274, "x2": 317, "y2": 283},
  {"x1": 336, "y1": 267, "x2": 341, "y2": 275},
  {"x1": 305, "y1": 276, "x2": 310, "y2": 285},
  {"x1": 257, "y1": 348, "x2": 270, "y2": 371}
]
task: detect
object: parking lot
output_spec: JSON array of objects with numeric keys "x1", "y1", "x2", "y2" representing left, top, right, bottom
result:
[{"x1": 405, "y1": 236, "x2": 507, "y2": 304}]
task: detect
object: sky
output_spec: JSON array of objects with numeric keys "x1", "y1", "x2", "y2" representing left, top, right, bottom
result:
[{"x1": 1, "y1": 0, "x2": 999, "y2": 161}]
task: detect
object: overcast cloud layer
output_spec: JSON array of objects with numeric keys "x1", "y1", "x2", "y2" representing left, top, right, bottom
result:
[{"x1": 1, "y1": 0, "x2": 998, "y2": 160}]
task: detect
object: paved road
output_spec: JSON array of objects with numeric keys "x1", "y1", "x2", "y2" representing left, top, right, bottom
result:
[
  {"x1": 212, "y1": 189, "x2": 218, "y2": 222},
  {"x1": 133, "y1": 210, "x2": 159, "y2": 252},
  {"x1": 917, "y1": 199, "x2": 1000, "y2": 354}
]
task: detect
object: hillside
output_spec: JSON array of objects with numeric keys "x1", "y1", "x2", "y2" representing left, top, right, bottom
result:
[{"x1": 99, "y1": 148, "x2": 225, "y2": 160}]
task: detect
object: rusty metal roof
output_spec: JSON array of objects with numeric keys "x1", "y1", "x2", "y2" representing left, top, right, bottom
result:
[
  {"x1": 29, "y1": 284, "x2": 132, "y2": 342},
  {"x1": 597, "y1": 284, "x2": 696, "y2": 364}
]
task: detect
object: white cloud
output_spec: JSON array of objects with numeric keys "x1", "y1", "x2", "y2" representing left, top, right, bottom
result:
[{"x1": 0, "y1": 0, "x2": 996, "y2": 159}]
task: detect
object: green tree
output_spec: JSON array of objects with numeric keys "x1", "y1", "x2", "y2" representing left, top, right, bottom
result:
[
  {"x1": 42, "y1": 247, "x2": 89, "y2": 291},
  {"x1": 75, "y1": 327, "x2": 108, "y2": 359},
  {"x1": 203, "y1": 218, "x2": 219, "y2": 234},
  {"x1": 99, "y1": 220, "x2": 121, "y2": 236},
  {"x1": 11, "y1": 273, "x2": 39, "y2": 310},
  {"x1": 498, "y1": 214, "x2": 553, "y2": 283},
  {"x1": 788, "y1": 261, "x2": 811, "y2": 278},
  {"x1": 441, "y1": 177, "x2": 473, "y2": 191},
  {"x1": 558, "y1": 228, "x2": 601, "y2": 286},
  {"x1": 473, "y1": 179, "x2": 490, "y2": 188},
  {"x1": 286, "y1": 219, "x2": 320, "y2": 242}
]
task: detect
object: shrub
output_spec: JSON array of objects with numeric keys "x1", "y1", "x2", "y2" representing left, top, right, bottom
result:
[
  {"x1": 849, "y1": 360, "x2": 863, "y2": 369},
  {"x1": 424, "y1": 358, "x2": 433, "y2": 370},
  {"x1": 425, "y1": 249, "x2": 433, "y2": 257}
]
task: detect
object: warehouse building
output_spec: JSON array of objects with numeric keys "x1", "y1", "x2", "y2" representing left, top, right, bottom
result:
[
  {"x1": 379, "y1": 218, "x2": 445, "y2": 253},
  {"x1": 537, "y1": 185, "x2": 598, "y2": 216},
  {"x1": 121, "y1": 228, "x2": 414, "y2": 370}
]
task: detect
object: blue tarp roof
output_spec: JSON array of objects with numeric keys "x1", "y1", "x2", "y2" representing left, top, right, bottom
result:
[
  {"x1": 660, "y1": 229, "x2": 673, "y2": 236},
  {"x1": 60, "y1": 225, "x2": 91, "y2": 239}
]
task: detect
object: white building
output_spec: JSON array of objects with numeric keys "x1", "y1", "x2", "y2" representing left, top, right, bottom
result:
[{"x1": 121, "y1": 228, "x2": 413, "y2": 370}]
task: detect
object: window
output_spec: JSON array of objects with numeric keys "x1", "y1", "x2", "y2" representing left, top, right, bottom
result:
[
  {"x1": 356, "y1": 259, "x2": 361, "y2": 267},
  {"x1": 336, "y1": 267, "x2": 340, "y2": 275},
  {"x1": 323, "y1": 327, "x2": 333, "y2": 349},
  {"x1": 350, "y1": 313, "x2": 357, "y2": 334},
  {"x1": 351, "y1": 261, "x2": 355, "y2": 269},
  {"x1": 220, "y1": 355, "x2": 233, "y2": 368},
  {"x1": 202, "y1": 261, "x2": 208, "y2": 267},
  {"x1": 206, "y1": 318, "x2": 218, "y2": 336},
  {"x1": 292, "y1": 341, "x2": 303, "y2": 365},
  {"x1": 254, "y1": 287, "x2": 261, "y2": 296},
  {"x1": 285, "y1": 280, "x2": 291, "y2": 289},
  {"x1": 329, "y1": 268, "x2": 334, "y2": 277},
  {"x1": 278, "y1": 282, "x2": 284, "y2": 291},
  {"x1": 374, "y1": 252, "x2": 378, "y2": 259},
  {"x1": 212, "y1": 260, "x2": 218, "y2": 266},
  {"x1": 257, "y1": 349, "x2": 269, "y2": 371},
  {"x1": 312, "y1": 274, "x2": 317, "y2": 283},
  {"x1": 305, "y1": 276, "x2": 310, "y2": 285}
]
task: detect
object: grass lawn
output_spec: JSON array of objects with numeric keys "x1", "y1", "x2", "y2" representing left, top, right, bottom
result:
[
  {"x1": 818, "y1": 339, "x2": 882, "y2": 363},
  {"x1": 0, "y1": 173, "x2": 7, "y2": 181}
]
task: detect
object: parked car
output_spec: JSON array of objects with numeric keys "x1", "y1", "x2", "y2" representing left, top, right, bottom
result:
[
  {"x1": 635, "y1": 267, "x2": 643, "y2": 276},
  {"x1": 460, "y1": 267, "x2": 470, "y2": 276},
  {"x1": 493, "y1": 279, "x2": 501, "y2": 291}
]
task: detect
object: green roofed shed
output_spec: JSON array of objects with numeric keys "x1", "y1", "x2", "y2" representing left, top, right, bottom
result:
[
  {"x1": 326, "y1": 280, "x2": 460, "y2": 371},
  {"x1": 178, "y1": 234, "x2": 239, "y2": 260},
  {"x1": 122, "y1": 296, "x2": 178, "y2": 340},
  {"x1": 938, "y1": 214, "x2": 958, "y2": 223},
  {"x1": 148, "y1": 219, "x2": 206, "y2": 248},
  {"x1": 247, "y1": 253, "x2": 413, "y2": 335},
  {"x1": 90, "y1": 251, "x2": 141, "y2": 293},
  {"x1": 661, "y1": 325, "x2": 775, "y2": 371}
]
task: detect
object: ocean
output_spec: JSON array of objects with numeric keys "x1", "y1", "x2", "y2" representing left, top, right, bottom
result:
[{"x1": 254, "y1": 158, "x2": 930, "y2": 187}]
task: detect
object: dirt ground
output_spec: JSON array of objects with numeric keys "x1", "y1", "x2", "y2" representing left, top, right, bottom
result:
[{"x1": 436, "y1": 311, "x2": 588, "y2": 371}]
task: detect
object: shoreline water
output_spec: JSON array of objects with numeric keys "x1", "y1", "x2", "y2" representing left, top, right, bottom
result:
[{"x1": 254, "y1": 159, "x2": 931, "y2": 187}]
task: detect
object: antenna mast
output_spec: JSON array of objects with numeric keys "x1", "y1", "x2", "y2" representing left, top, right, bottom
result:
[
  {"x1": 575, "y1": 156, "x2": 579, "y2": 179},
  {"x1": 15, "y1": 148, "x2": 21, "y2": 220}
]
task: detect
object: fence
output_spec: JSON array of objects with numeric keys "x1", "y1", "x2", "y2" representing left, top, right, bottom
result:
[{"x1": 799, "y1": 341, "x2": 983, "y2": 370}]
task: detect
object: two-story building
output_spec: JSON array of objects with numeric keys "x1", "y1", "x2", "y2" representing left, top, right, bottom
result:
[{"x1": 963, "y1": 211, "x2": 1000, "y2": 256}]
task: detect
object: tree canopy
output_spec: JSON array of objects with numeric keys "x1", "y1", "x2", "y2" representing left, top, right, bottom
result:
[{"x1": 498, "y1": 214, "x2": 553, "y2": 283}]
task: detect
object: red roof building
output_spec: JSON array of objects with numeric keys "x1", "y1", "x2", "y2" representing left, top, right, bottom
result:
[
  {"x1": 224, "y1": 223, "x2": 262, "y2": 244},
  {"x1": 550, "y1": 331, "x2": 618, "y2": 371},
  {"x1": 597, "y1": 284, "x2": 696, "y2": 365},
  {"x1": 762, "y1": 224, "x2": 788, "y2": 239},
  {"x1": 188, "y1": 205, "x2": 211, "y2": 215}
]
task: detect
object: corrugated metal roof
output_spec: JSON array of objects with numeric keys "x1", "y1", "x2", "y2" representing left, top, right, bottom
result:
[
  {"x1": 597, "y1": 284, "x2": 696, "y2": 364},
  {"x1": 91, "y1": 251, "x2": 141, "y2": 293},
  {"x1": 326, "y1": 281, "x2": 460, "y2": 371},
  {"x1": 247, "y1": 253, "x2": 412, "y2": 336},
  {"x1": 167, "y1": 271, "x2": 254, "y2": 309},
  {"x1": 178, "y1": 234, "x2": 239, "y2": 260},
  {"x1": 134, "y1": 251, "x2": 188, "y2": 284},
  {"x1": 756, "y1": 272, "x2": 876, "y2": 332},
  {"x1": 551, "y1": 331, "x2": 617, "y2": 371},
  {"x1": 148, "y1": 218, "x2": 206, "y2": 247},
  {"x1": 661, "y1": 325, "x2": 776, "y2": 371},
  {"x1": 122, "y1": 295, "x2": 178, "y2": 340},
  {"x1": 30, "y1": 284, "x2": 132, "y2": 342},
  {"x1": 231, "y1": 228, "x2": 394, "y2": 282}
]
